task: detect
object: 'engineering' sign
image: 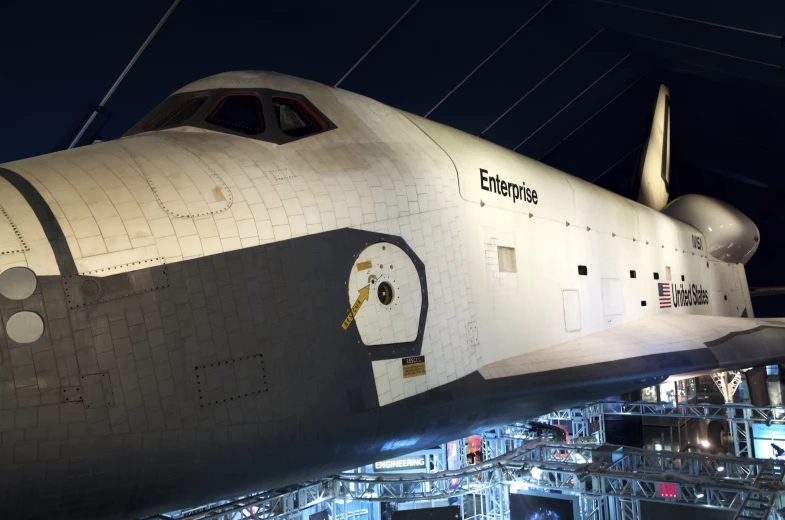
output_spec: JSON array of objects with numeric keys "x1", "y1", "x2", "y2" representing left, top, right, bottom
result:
[{"x1": 373, "y1": 456, "x2": 427, "y2": 472}]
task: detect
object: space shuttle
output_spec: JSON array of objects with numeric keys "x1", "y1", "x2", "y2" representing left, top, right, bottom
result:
[{"x1": 0, "y1": 71, "x2": 781, "y2": 519}]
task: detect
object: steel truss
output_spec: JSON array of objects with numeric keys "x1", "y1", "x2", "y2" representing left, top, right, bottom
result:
[
  {"x1": 586, "y1": 400, "x2": 785, "y2": 458},
  {"x1": 153, "y1": 400, "x2": 785, "y2": 520},
  {"x1": 152, "y1": 442, "x2": 785, "y2": 520}
]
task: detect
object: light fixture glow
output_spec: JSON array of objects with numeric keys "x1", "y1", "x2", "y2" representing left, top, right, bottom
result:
[
  {"x1": 701, "y1": 439, "x2": 711, "y2": 448},
  {"x1": 530, "y1": 467, "x2": 542, "y2": 479},
  {"x1": 654, "y1": 443, "x2": 663, "y2": 451},
  {"x1": 717, "y1": 465, "x2": 725, "y2": 472}
]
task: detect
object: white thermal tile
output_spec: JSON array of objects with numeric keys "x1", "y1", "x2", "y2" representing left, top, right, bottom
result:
[
  {"x1": 282, "y1": 198, "x2": 303, "y2": 216},
  {"x1": 139, "y1": 201, "x2": 169, "y2": 220},
  {"x1": 255, "y1": 220, "x2": 274, "y2": 240},
  {"x1": 115, "y1": 201, "x2": 144, "y2": 220},
  {"x1": 249, "y1": 203, "x2": 270, "y2": 221},
  {"x1": 60, "y1": 203, "x2": 92, "y2": 221},
  {"x1": 302, "y1": 206, "x2": 320, "y2": 225},
  {"x1": 236, "y1": 219, "x2": 257, "y2": 239},
  {"x1": 194, "y1": 218, "x2": 219, "y2": 238},
  {"x1": 260, "y1": 189, "x2": 283, "y2": 209},
  {"x1": 105, "y1": 235, "x2": 132, "y2": 253},
  {"x1": 289, "y1": 216, "x2": 307, "y2": 236},
  {"x1": 178, "y1": 235, "x2": 203, "y2": 257},
  {"x1": 148, "y1": 218, "x2": 176, "y2": 239},
  {"x1": 78, "y1": 236, "x2": 108, "y2": 257},
  {"x1": 155, "y1": 237, "x2": 182, "y2": 258},
  {"x1": 230, "y1": 201, "x2": 253, "y2": 221},
  {"x1": 272, "y1": 225, "x2": 291, "y2": 241},
  {"x1": 97, "y1": 217, "x2": 127, "y2": 238},
  {"x1": 130, "y1": 235, "x2": 156, "y2": 249},
  {"x1": 274, "y1": 183, "x2": 297, "y2": 201},
  {"x1": 201, "y1": 237, "x2": 222, "y2": 256},
  {"x1": 172, "y1": 218, "x2": 198, "y2": 237},
  {"x1": 220, "y1": 237, "x2": 242, "y2": 251},
  {"x1": 215, "y1": 219, "x2": 239, "y2": 239},
  {"x1": 88, "y1": 201, "x2": 120, "y2": 221},
  {"x1": 70, "y1": 217, "x2": 101, "y2": 239},
  {"x1": 268, "y1": 207, "x2": 288, "y2": 227},
  {"x1": 124, "y1": 218, "x2": 153, "y2": 239}
]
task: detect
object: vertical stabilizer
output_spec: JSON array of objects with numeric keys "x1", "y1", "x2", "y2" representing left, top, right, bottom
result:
[{"x1": 637, "y1": 85, "x2": 671, "y2": 210}]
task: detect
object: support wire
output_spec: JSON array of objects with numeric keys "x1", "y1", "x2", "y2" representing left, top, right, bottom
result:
[
  {"x1": 334, "y1": 0, "x2": 421, "y2": 88},
  {"x1": 67, "y1": 0, "x2": 182, "y2": 149}
]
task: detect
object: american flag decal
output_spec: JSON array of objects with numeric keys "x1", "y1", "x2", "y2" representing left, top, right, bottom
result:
[{"x1": 658, "y1": 283, "x2": 672, "y2": 308}]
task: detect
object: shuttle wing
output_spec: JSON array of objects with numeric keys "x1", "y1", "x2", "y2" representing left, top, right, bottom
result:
[{"x1": 479, "y1": 315, "x2": 785, "y2": 381}]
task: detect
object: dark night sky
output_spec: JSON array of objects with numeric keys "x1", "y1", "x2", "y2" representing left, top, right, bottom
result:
[{"x1": 2, "y1": 0, "x2": 785, "y2": 314}]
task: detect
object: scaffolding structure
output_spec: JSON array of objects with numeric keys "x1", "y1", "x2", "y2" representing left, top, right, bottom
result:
[
  {"x1": 148, "y1": 400, "x2": 785, "y2": 520},
  {"x1": 584, "y1": 400, "x2": 785, "y2": 458},
  {"x1": 148, "y1": 441, "x2": 785, "y2": 520}
]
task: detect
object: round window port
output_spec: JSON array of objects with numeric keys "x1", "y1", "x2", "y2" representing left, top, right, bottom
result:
[
  {"x1": 377, "y1": 281, "x2": 394, "y2": 306},
  {"x1": 81, "y1": 280, "x2": 99, "y2": 297}
]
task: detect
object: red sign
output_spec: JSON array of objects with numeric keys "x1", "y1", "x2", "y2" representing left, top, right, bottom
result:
[{"x1": 657, "y1": 482, "x2": 679, "y2": 499}]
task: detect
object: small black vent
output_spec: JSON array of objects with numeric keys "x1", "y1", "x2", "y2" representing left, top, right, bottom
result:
[
  {"x1": 578, "y1": 265, "x2": 588, "y2": 276},
  {"x1": 653, "y1": 272, "x2": 659, "y2": 280},
  {"x1": 630, "y1": 270, "x2": 637, "y2": 279},
  {"x1": 641, "y1": 300, "x2": 647, "y2": 307}
]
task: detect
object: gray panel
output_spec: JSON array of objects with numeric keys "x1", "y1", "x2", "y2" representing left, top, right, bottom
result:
[{"x1": 0, "y1": 267, "x2": 37, "y2": 300}]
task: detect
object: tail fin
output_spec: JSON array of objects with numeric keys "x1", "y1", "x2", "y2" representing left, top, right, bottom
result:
[{"x1": 636, "y1": 85, "x2": 671, "y2": 211}]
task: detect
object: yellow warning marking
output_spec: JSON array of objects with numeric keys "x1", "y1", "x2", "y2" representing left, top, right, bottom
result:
[
  {"x1": 356, "y1": 260, "x2": 373, "y2": 272},
  {"x1": 341, "y1": 285, "x2": 370, "y2": 330},
  {"x1": 402, "y1": 364, "x2": 426, "y2": 378}
]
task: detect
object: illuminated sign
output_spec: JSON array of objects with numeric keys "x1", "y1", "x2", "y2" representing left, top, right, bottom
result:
[
  {"x1": 657, "y1": 482, "x2": 680, "y2": 499},
  {"x1": 752, "y1": 423, "x2": 785, "y2": 439},
  {"x1": 373, "y1": 456, "x2": 427, "y2": 472}
]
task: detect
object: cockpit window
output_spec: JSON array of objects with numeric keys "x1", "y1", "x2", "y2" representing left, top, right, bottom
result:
[
  {"x1": 125, "y1": 88, "x2": 335, "y2": 143},
  {"x1": 143, "y1": 96, "x2": 207, "y2": 132},
  {"x1": 273, "y1": 97, "x2": 328, "y2": 138},
  {"x1": 205, "y1": 94, "x2": 265, "y2": 135}
]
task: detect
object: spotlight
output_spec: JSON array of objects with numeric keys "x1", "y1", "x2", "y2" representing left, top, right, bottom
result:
[
  {"x1": 654, "y1": 443, "x2": 663, "y2": 451},
  {"x1": 695, "y1": 485, "x2": 705, "y2": 499},
  {"x1": 717, "y1": 465, "x2": 725, "y2": 472},
  {"x1": 530, "y1": 467, "x2": 542, "y2": 479},
  {"x1": 700, "y1": 440, "x2": 711, "y2": 448}
]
